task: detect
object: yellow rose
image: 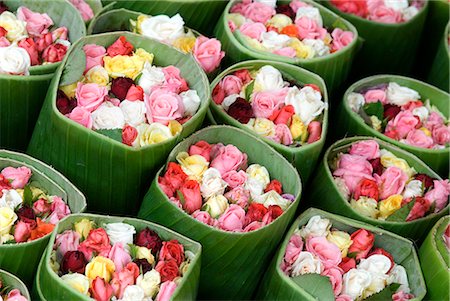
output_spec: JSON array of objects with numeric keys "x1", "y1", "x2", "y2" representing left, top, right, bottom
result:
[
  {"x1": 84, "y1": 66, "x2": 110, "y2": 86},
  {"x1": 135, "y1": 48, "x2": 154, "y2": 65},
  {"x1": 227, "y1": 13, "x2": 246, "y2": 28},
  {"x1": 379, "y1": 194, "x2": 402, "y2": 219},
  {"x1": 104, "y1": 55, "x2": 143, "y2": 79},
  {"x1": 136, "y1": 246, "x2": 155, "y2": 265},
  {"x1": 246, "y1": 118, "x2": 276, "y2": 137},
  {"x1": 370, "y1": 115, "x2": 382, "y2": 132},
  {"x1": 202, "y1": 195, "x2": 229, "y2": 218},
  {"x1": 61, "y1": 273, "x2": 90, "y2": 295},
  {"x1": 176, "y1": 152, "x2": 209, "y2": 181},
  {"x1": 327, "y1": 231, "x2": 353, "y2": 258},
  {"x1": 267, "y1": 14, "x2": 293, "y2": 30},
  {"x1": 168, "y1": 120, "x2": 182, "y2": 136},
  {"x1": 173, "y1": 36, "x2": 197, "y2": 53},
  {"x1": 74, "y1": 218, "x2": 95, "y2": 240},
  {"x1": 137, "y1": 123, "x2": 174, "y2": 147},
  {"x1": 290, "y1": 115, "x2": 308, "y2": 142},
  {"x1": 380, "y1": 150, "x2": 416, "y2": 178},
  {"x1": 85, "y1": 256, "x2": 115, "y2": 282},
  {"x1": 244, "y1": 37, "x2": 267, "y2": 51},
  {"x1": 287, "y1": 39, "x2": 315, "y2": 59},
  {"x1": 419, "y1": 127, "x2": 432, "y2": 137},
  {"x1": 350, "y1": 197, "x2": 379, "y2": 219},
  {"x1": 59, "y1": 82, "x2": 79, "y2": 99},
  {"x1": 132, "y1": 15, "x2": 148, "y2": 34},
  {"x1": 0, "y1": 207, "x2": 17, "y2": 235}
]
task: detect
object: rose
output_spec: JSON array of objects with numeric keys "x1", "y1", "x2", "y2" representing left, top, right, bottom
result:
[
  {"x1": 425, "y1": 112, "x2": 445, "y2": 131},
  {"x1": 402, "y1": 179, "x2": 424, "y2": 201},
  {"x1": 254, "y1": 190, "x2": 290, "y2": 211},
  {"x1": 425, "y1": 179, "x2": 450, "y2": 212},
  {"x1": 61, "y1": 273, "x2": 90, "y2": 295},
  {"x1": 252, "y1": 90, "x2": 286, "y2": 119},
  {"x1": 330, "y1": 0, "x2": 367, "y2": 17},
  {"x1": 140, "y1": 14, "x2": 185, "y2": 42},
  {"x1": 107, "y1": 36, "x2": 134, "y2": 57},
  {"x1": 13, "y1": 221, "x2": 31, "y2": 243},
  {"x1": 291, "y1": 251, "x2": 323, "y2": 276},
  {"x1": 369, "y1": 6, "x2": 403, "y2": 23},
  {"x1": 154, "y1": 281, "x2": 176, "y2": 301},
  {"x1": 161, "y1": 65, "x2": 188, "y2": 94},
  {"x1": 180, "y1": 90, "x2": 200, "y2": 117},
  {"x1": 331, "y1": 28, "x2": 354, "y2": 52},
  {"x1": 245, "y1": 202, "x2": 268, "y2": 225},
  {"x1": 1, "y1": 166, "x2": 31, "y2": 189},
  {"x1": 270, "y1": 104, "x2": 294, "y2": 125},
  {"x1": 264, "y1": 179, "x2": 283, "y2": 194},
  {"x1": 364, "y1": 89, "x2": 387, "y2": 105},
  {"x1": 295, "y1": 5, "x2": 322, "y2": 25},
  {"x1": 389, "y1": 264, "x2": 412, "y2": 294},
  {"x1": 299, "y1": 215, "x2": 331, "y2": 238},
  {"x1": 386, "y1": 82, "x2": 420, "y2": 106},
  {"x1": 349, "y1": 140, "x2": 380, "y2": 160},
  {"x1": 307, "y1": 121, "x2": 322, "y2": 144},
  {"x1": 125, "y1": 85, "x2": 144, "y2": 101},
  {"x1": 192, "y1": 36, "x2": 224, "y2": 73},
  {"x1": 379, "y1": 150, "x2": 415, "y2": 177},
  {"x1": 159, "y1": 239, "x2": 185, "y2": 266},
  {"x1": 73, "y1": 218, "x2": 94, "y2": 240},
  {"x1": 78, "y1": 228, "x2": 111, "y2": 260},
  {"x1": 42, "y1": 43, "x2": 68, "y2": 63},
  {"x1": 0, "y1": 12, "x2": 26, "y2": 42},
  {"x1": 119, "y1": 285, "x2": 146, "y2": 301},
  {"x1": 137, "y1": 270, "x2": 161, "y2": 298},
  {"x1": 277, "y1": 3, "x2": 296, "y2": 18},
  {"x1": 341, "y1": 268, "x2": 372, "y2": 300},
  {"x1": 61, "y1": 250, "x2": 87, "y2": 274},
  {"x1": 135, "y1": 246, "x2": 154, "y2": 265},
  {"x1": 16, "y1": 205, "x2": 34, "y2": 223},
  {"x1": 0, "y1": 189, "x2": 23, "y2": 210},
  {"x1": 163, "y1": 162, "x2": 188, "y2": 191},
  {"x1": 110, "y1": 262, "x2": 139, "y2": 298},
  {"x1": 17, "y1": 6, "x2": 53, "y2": 36},
  {"x1": 55, "y1": 230, "x2": 80, "y2": 258},
  {"x1": 242, "y1": 1, "x2": 275, "y2": 23},
  {"x1": 137, "y1": 63, "x2": 165, "y2": 94},
  {"x1": 145, "y1": 88, "x2": 184, "y2": 125},
  {"x1": 295, "y1": 17, "x2": 326, "y2": 40},
  {"x1": 414, "y1": 173, "x2": 434, "y2": 190},
  {"x1": 240, "y1": 22, "x2": 267, "y2": 40},
  {"x1": 220, "y1": 75, "x2": 243, "y2": 97},
  {"x1": 0, "y1": 207, "x2": 17, "y2": 235},
  {"x1": 432, "y1": 125, "x2": 450, "y2": 145},
  {"x1": 351, "y1": 197, "x2": 379, "y2": 218},
  {"x1": 354, "y1": 179, "x2": 379, "y2": 201},
  {"x1": 17, "y1": 38, "x2": 39, "y2": 66},
  {"x1": 202, "y1": 195, "x2": 229, "y2": 218},
  {"x1": 333, "y1": 154, "x2": 374, "y2": 193},
  {"x1": 155, "y1": 259, "x2": 179, "y2": 282},
  {"x1": 4, "y1": 289, "x2": 28, "y2": 301},
  {"x1": 176, "y1": 152, "x2": 209, "y2": 181},
  {"x1": 91, "y1": 102, "x2": 125, "y2": 130},
  {"x1": 108, "y1": 243, "x2": 132, "y2": 272},
  {"x1": 135, "y1": 227, "x2": 162, "y2": 254},
  {"x1": 90, "y1": 276, "x2": 113, "y2": 301},
  {"x1": 285, "y1": 86, "x2": 325, "y2": 125},
  {"x1": 322, "y1": 267, "x2": 343, "y2": 296},
  {"x1": 188, "y1": 140, "x2": 212, "y2": 161},
  {"x1": 200, "y1": 168, "x2": 228, "y2": 199},
  {"x1": 370, "y1": 157, "x2": 383, "y2": 176},
  {"x1": 392, "y1": 291, "x2": 415, "y2": 301},
  {"x1": 254, "y1": 65, "x2": 285, "y2": 92},
  {"x1": 105, "y1": 222, "x2": 136, "y2": 248},
  {"x1": 210, "y1": 144, "x2": 247, "y2": 175},
  {"x1": 83, "y1": 44, "x2": 106, "y2": 72},
  {"x1": 339, "y1": 257, "x2": 356, "y2": 273},
  {"x1": 283, "y1": 234, "x2": 303, "y2": 267},
  {"x1": 119, "y1": 100, "x2": 146, "y2": 127},
  {"x1": 75, "y1": 82, "x2": 108, "y2": 112},
  {"x1": 46, "y1": 196, "x2": 70, "y2": 224},
  {"x1": 224, "y1": 186, "x2": 250, "y2": 208},
  {"x1": 359, "y1": 254, "x2": 392, "y2": 275},
  {"x1": 179, "y1": 179, "x2": 202, "y2": 214},
  {"x1": 227, "y1": 97, "x2": 254, "y2": 123},
  {"x1": 192, "y1": 210, "x2": 215, "y2": 226},
  {"x1": 386, "y1": 110, "x2": 420, "y2": 139},
  {"x1": 369, "y1": 248, "x2": 395, "y2": 272},
  {"x1": 212, "y1": 84, "x2": 225, "y2": 105},
  {"x1": 375, "y1": 166, "x2": 408, "y2": 200},
  {"x1": 109, "y1": 77, "x2": 133, "y2": 101},
  {"x1": 0, "y1": 45, "x2": 30, "y2": 75},
  {"x1": 306, "y1": 236, "x2": 342, "y2": 268},
  {"x1": 327, "y1": 230, "x2": 353, "y2": 258},
  {"x1": 262, "y1": 204, "x2": 283, "y2": 224},
  {"x1": 405, "y1": 129, "x2": 434, "y2": 148},
  {"x1": 348, "y1": 229, "x2": 374, "y2": 260},
  {"x1": 217, "y1": 204, "x2": 246, "y2": 231}
]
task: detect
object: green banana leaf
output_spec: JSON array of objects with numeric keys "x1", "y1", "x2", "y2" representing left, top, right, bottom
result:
[
  {"x1": 34, "y1": 213, "x2": 202, "y2": 301},
  {"x1": 27, "y1": 32, "x2": 210, "y2": 215},
  {"x1": 419, "y1": 216, "x2": 450, "y2": 300},
  {"x1": 138, "y1": 125, "x2": 302, "y2": 300},
  {"x1": 0, "y1": 269, "x2": 31, "y2": 300},
  {"x1": 0, "y1": 0, "x2": 86, "y2": 152},
  {"x1": 0, "y1": 150, "x2": 86, "y2": 286},
  {"x1": 257, "y1": 208, "x2": 427, "y2": 301},
  {"x1": 319, "y1": 0, "x2": 428, "y2": 77},
  {"x1": 208, "y1": 60, "x2": 328, "y2": 183},
  {"x1": 338, "y1": 75, "x2": 450, "y2": 177},
  {"x1": 214, "y1": 0, "x2": 360, "y2": 93},
  {"x1": 308, "y1": 136, "x2": 448, "y2": 242},
  {"x1": 428, "y1": 22, "x2": 450, "y2": 93}
]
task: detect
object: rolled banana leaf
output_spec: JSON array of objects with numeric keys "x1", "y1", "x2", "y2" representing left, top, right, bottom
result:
[
  {"x1": 419, "y1": 216, "x2": 449, "y2": 300},
  {"x1": 319, "y1": 0, "x2": 428, "y2": 77},
  {"x1": 308, "y1": 136, "x2": 447, "y2": 242},
  {"x1": 214, "y1": 0, "x2": 359, "y2": 93},
  {"x1": 34, "y1": 213, "x2": 202, "y2": 301},
  {"x1": 0, "y1": 150, "x2": 86, "y2": 286},
  {"x1": 0, "y1": 0, "x2": 86, "y2": 151},
  {"x1": 427, "y1": 22, "x2": 450, "y2": 93},
  {"x1": 208, "y1": 60, "x2": 328, "y2": 183},
  {"x1": 138, "y1": 125, "x2": 302, "y2": 300},
  {"x1": 338, "y1": 75, "x2": 450, "y2": 177},
  {"x1": 257, "y1": 208, "x2": 427, "y2": 300},
  {"x1": 0, "y1": 269, "x2": 31, "y2": 300},
  {"x1": 27, "y1": 32, "x2": 210, "y2": 215}
]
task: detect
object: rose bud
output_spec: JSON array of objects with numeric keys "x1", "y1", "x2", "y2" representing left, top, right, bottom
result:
[
  {"x1": 56, "y1": 90, "x2": 76, "y2": 115},
  {"x1": 106, "y1": 36, "x2": 134, "y2": 57},
  {"x1": 134, "y1": 227, "x2": 163, "y2": 254},
  {"x1": 188, "y1": 140, "x2": 212, "y2": 161},
  {"x1": 212, "y1": 84, "x2": 225, "y2": 105},
  {"x1": 125, "y1": 85, "x2": 144, "y2": 101},
  {"x1": 307, "y1": 121, "x2": 322, "y2": 144},
  {"x1": 16, "y1": 205, "x2": 35, "y2": 221},
  {"x1": 354, "y1": 179, "x2": 379, "y2": 201},
  {"x1": 338, "y1": 257, "x2": 356, "y2": 273},
  {"x1": 122, "y1": 125, "x2": 138, "y2": 146},
  {"x1": 369, "y1": 158, "x2": 383, "y2": 176},
  {"x1": 155, "y1": 259, "x2": 179, "y2": 282},
  {"x1": 264, "y1": 179, "x2": 283, "y2": 194},
  {"x1": 163, "y1": 162, "x2": 188, "y2": 191},
  {"x1": 111, "y1": 77, "x2": 134, "y2": 100},
  {"x1": 414, "y1": 173, "x2": 434, "y2": 190},
  {"x1": 133, "y1": 258, "x2": 153, "y2": 274},
  {"x1": 245, "y1": 202, "x2": 268, "y2": 225},
  {"x1": 90, "y1": 276, "x2": 113, "y2": 301},
  {"x1": 348, "y1": 229, "x2": 374, "y2": 260},
  {"x1": 383, "y1": 104, "x2": 401, "y2": 121},
  {"x1": 42, "y1": 43, "x2": 68, "y2": 63},
  {"x1": 180, "y1": 180, "x2": 202, "y2": 214},
  {"x1": 61, "y1": 250, "x2": 88, "y2": 274},
  {"x1": 227, "y1": 97, "x2": 254, "y2": 124},
  {"x1": 276, "y1": 4, "x2": 295, "y2": 19},
  {"x1": 159, "y1": 240, "x2": 185, "y2": 266},
  {"x1": 368, "y1": 248, "x2": 395, "y2": 272}
]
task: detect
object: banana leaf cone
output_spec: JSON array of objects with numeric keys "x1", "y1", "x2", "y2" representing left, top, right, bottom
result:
[
  {"x1": 427, "y1": 22, "x2": 450, "y2": 93},
  {"x1": 308, "y1": 136, "x2": 448, "y2": 242},
  {"x1": 319, "y1": 0, "x2": 428, "y2": 77},
  {"x1": 138, "y1": 125, "x2": 302, "y2": 300},
  {"x1": 214, "y1": 0, "x2": 360, "y2": 93},
  {"x1": 208, "y1": 60, "x2": 328, "y2": 183},
  {"x1": 338, "y1": 75, "x2": 450, "y2": 177},
  {"x1": 27, "y1": 32, "x2": 210, "y2": 215},
  {"x1": 257, "y1": 208, "x2": 427, "y2": 301},
  {"x1": 0, "y1": 150, "x2": 86, "y2": 286},
  {"x1": 419, "y1": 216, "x2": 450, "y2": 300},
  {"x1": 0, "y1": 269, "x2": 31, "y2": 300},
  {"x1": 34, "y1": 213, "x2": 202, "y2": 301},
  {"x1": 0, "y1": 0, "x2": 86, "y2": 151}
]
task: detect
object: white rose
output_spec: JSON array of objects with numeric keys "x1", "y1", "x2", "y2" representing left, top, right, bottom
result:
[
  {"x1": 105, "y1": 222, "x2": 136, "y2": 248},
  {"x1": 200, "y1": 168, "x2": 228, "y2": 199},
  {"x1": 246, "y1": 164, "x2": 270, "y2": 187},
  {"x1": 402, "y1": 180, "x2": 424, "y2": 199},
  {"x1": 285, "y1": 86, "x2": 326, "y2": 125},
  {"x1": 351, "y1": 197, "x2": 380, "y2": 219},
  {"x1": 254, "y1": 65, "x2": 285, "y2": 92},
  {"x1": 203, "y1": 195, "x2": 229, "y2": 218},
  {"x1": 402, "y1": 6, "x2": 419, "y2": 21},
  {"x1": 0, "y1": 45, "x2": 30, "y2": 75},
  {"x1": 180, "y1": 90, "x2": 201, "y2": 116},
  {"x1": 222, "y1": 94, "x2": 239, "y2": 111},
  {"x1": 342, "y1": 268, "x2": 373, "y2": 300},
  {"x1": 363, "y1": 273, "x2": 389, "y2": 298},
  {"x1": 0, "y1": 207, "x2": 17, "y2": 236},
  {"x1": 255, "y1": 0, "x2": 277, "y2": 7},
  {"x1": 295, "y1": 7, "x2": 323, "y2": 27},
  {"x1": 334, "y1": 177, "x2": 350, "y2": 199},
  {"x1": 246, "y1": 118, "x2": 276, "y2": 137},
  {"x1": 0, "y1": 12, "x2": 27, "y2": 42},
  {"x1": 386, "y1": 82, "x2": 421, "y2": 106},
  {"x1": 291, "y1": 251, "x2": 323, "y2": 276},
  {"x1": 136, "y1": 270, "x2": 161, "y2": 298},
  {"x1": 302, "y1": 39, "x2": 330, "y2": 57},
  {"x1": 120, "y1": 285, "x2": 150, "y2": 301},
  {"x1": 253, "y1": 190, "x2": 290, "y2": 211},
  {"x1": 138, "y1": 63, "x2": 166, "y2": 95},
  {"x1": 358, "y1": 254, "x2": 392, "y2": 275},
  {"x1": 0, "y1": 189, "x2": 23, "y2": 210},
  {"x1": 411, "y1": 106, "x2": 429, "y2": 122},
  {"x1": 61, "y1": 273, "x2": 90, "y2": 295},
  {"x1": 348, "y1": 92, "x2": 365, "y2": 112},
  {"x1": 388, "y1": 264, "x2": 410, "y2": 293},
  {"x1": 120, "y1": 100, "x2": 147, "y2": 127},
  {"x1": 244, "y1": 177, "x2": 265, "y2": 199},
  {"x1": 140, "y1": 14, "x2": 185, "y2": 42},
  {"x1": 92, "y1": 102, "x2": 125, "y2": 130},
  {"x1": 299, "y1": 215, "x2": 331, "y2": 238},
  {"x1": 384, "y1": 0, "x2": 408, "y2": 11},
  {"x1": 260, "y1": 31, "x2": 291, "y2": 51}
]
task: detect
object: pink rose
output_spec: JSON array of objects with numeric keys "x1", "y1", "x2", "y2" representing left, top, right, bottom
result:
[
  {"x1": 425, "y1": 180, "x2": 450, "y2": 212},
  {"x1": 333, "y1": 154, "x2": 374, "y2": 193},
  {"x1": 432, "y1": 125, "x2": 450, "y2": 146},
  {"x1": 331, "y1": 28, "x2": 354, "y2": 52},
  {"x1": 5, "y1": 289, "x2": 28, "y2": 301},
  {"x1": 162, "y1": 66, "x2": 189, "y2": 94},
  {"x1": 230, "y1": 0, "x2": 251, "y2": 14},
  {"x1": 218, "y1": 204, "x2": 246, "y2": 231},
  {"x1": 272, "y1": 124, "x2": 293, "y2": 146},
  {"x1": 192, "y1": 210, "x2": 215, "y2": 226},
  {"x1": 306, "y1": 236, "x2": 342, "y2": 268},
  {"x1": 405, "y1": 129, "x2": 434, "y2": 149},
  {"x1": 385, "y1": 110, "x2": 420, "y2": 139},
  {"x1": 83, "y1": 44, "x2": 106, "y2": 72},
  {"x1": 125, "y1": 85, "x2": 144, "y2": 101},
  {"x1": 225, "y1": 186, "x2": 250, "y2": 208},
  {"x1": 91, "y1": 277, "x2": 113, "y2": 301},
  {"x1": 108, "y1": 243, "x2": 132, "y2": 272},
  {"x1": 369, "y1": 6, "x2": 403, "y2": 23},
  {"x1": 193, "y1": 36, "x2": 225, "y2": 73},
  {"x1": 210, "y1": 144, "x2": 247, "y2": 175},
  {"x1": 75, "y1": 82, "x2": 107, "y2": 112},
  {"x1": 18, "y1": 38, "x2": 39, "y2": 66},
  {"x1": 156, "y1": 281, "x2": 177, "y2": 301},
  {"x1": 223, "y1": 170, "x2": 247, "y2": 189},
  {"x1": 33, "y1": 199, "x2": 52, "y2": 215},
  {"x1": 252, "y1": 89, "x2": 287, "y2": 119},
  {"x1": 17, "y1": 6, "x2": 53, "y2": 36},
  {"x1": 240, "y1": 22, "x2": 267, "y2": 40},
  {"x1": 70, "y1": 0, "x2": 94, "y2": 21},
  {"x1": 349, "y1": 140, "x2": 380, "y2": 160},
  {"x1": 364, "y1": 89, "x2": 386, "y2": 104},
  {"x1": 307, "y1": 121, "x2": 322, "y2": 144},
  {"x1": 0, "y1": 37, "x2": 10, "y2": 47},
  {"x1": 68, "y1": 106, "x2": 93, "y2": 129},
  {"x1": 14, "y1": 221, "x2": 32, "y2": 243},
  {"x1": 111, "y1": 263, "x2": 138, "y2": 299},
  {"x1": 242, "y1": 2, "x2": 276, "y2": 23},
  {"x1": 349, "y1": 229, "x2": 374, "y2": 260},
  {"x1": 52, "y1": 27, "x2": 69, "y2": 41},
  {"x1": 188, "y1": 140, "x2": 212, "y2": 161},
  {"x1": 35, "y1": 33, "x2": 53, "y2": 52},
  {"x1": 425, "y1": 112, "x2": 444, "y2": 131},
  {"x1": 322, "y1": 267, "x2": 343, "y2": 296},
  {"x1": 295, "y1": 17, "x2": 327, "y2": 40},
  {"x1": 243, "y1": 221, "x2": 263, "y2": 232},
  {"x1": 145, "y1": 88, "x2": 184, "y2": 125},
  {"x1": 375, "y1": 167, "x2": 408, "y2": 200},
  {"x1": 1, "y1": 166, "x2": 31, "y2": 189},
  {"x1": 55, "y1": 230, "x2": 80, "y2": 257},
  {"x1": 42, "y1": 43, "x2": 68, "y2": 63},
  {"x1": 273, "y1": 47, "x2": 297, "y2": 58},
  {"x1": 47, "y1": 196, "x2": 71, "y2": 224},
  {"x1": 283, "y1": 234, "x2": 303, "y2": 266},
  {"x1": 221, "y1": 75, "x2": 243, "y2": 96}
]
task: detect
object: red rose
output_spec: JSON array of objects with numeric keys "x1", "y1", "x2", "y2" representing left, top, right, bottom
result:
[
  {"x1": 267, "y1": 205, "x2": 283, "y2": 219},
  {"x1": 275, "y1": 4, "x2": 295, "y2": 19},
  {"x1": 18, "y1": 38, "x2": 39, "y2": 65},
  {"x1": 42, "y1": 43, "x2": 68, "y2": 63},
  {"x1": 212, "y1": 84, "x2": 225, "y2": 105},
  {"x1": 61, "y1": 250, "x2": 88, "y2": 274},
  {"x1": 188, "y1": 140, "x2": 212, "y2": 161},
  {"x1": 414, "y1": 173, "x2": 434, "y2": 190},
  {"x1": 227, "y1": 97, "x2": 254, "y2": 124},
  {"x1": 354, "y1": 179, "x2": 379, "y2": 201},
  {"x1": 91, "y1": 277, "x2": 113, "y2": 301},
  {"x1": 348, "y1": 229, "x2": 374, "y2": 260},
  {"x1": 0, "y1": 26, "x2": 6, "y2": 38},
  {"x1": 159, "y1": 240, "x2": 185, "y2": 266},
  {"x1": 245, "y1": 202, "x2": 268, "y2": 225},
  {"x1": 368, "y1": 248, "x2": 394, "y2": 272},
  {"x1": 78, "y1": 228, "x2": 111, "y2": 259},
  {"x1": 269, "y1": 105, "x2": 295, "y2": 125},
  {"x1": 56, "y1": 90, "x2": 76, "y2": 115},
  {"x1": 0, "y1": 175, "x2": 11, "y2": 197},
  {"x1": 133, "y1": 258, "x2": 153, "y2": 274},
  {"x1": 406, "y1": 197, "x2": 430, "y2": 221},
  {"x1": 111, "y1": 77, "x2": 134, "y2": 100},
  {"x1": 264, "y1": 179, "x2": 283, "y2": 194},
  {"x1": 0, "y1": 2, "x2": 8, "y2": 14},
  {"x1": 106, "y1": 36, "x2": 134, "y2": 57},
  {"x1": 134, "y1": 227, "x2": 162, "y2": 254},
  {"x1": 16, "y1": 205, "x2": 35, "y2": 221},
  {"x1": 125, "y1": 85, "x2": 144, "y2": 101},
  {"x1": 383, "y1": 104, "x2": 401, "y2": 121},
  {"x1": 233, "y1": 69, "x2": 252, "y2": 85},
  {"x1": 159, "y1": 176, "x2": 176, "y2": 198},
  {"x1": 122, "y1": 125, "x2": 137, "y2": 146},
  {"x1": 369, "y1": 158, "x2": 383, "y2": 176},
  {"x1": 155, "y1": 259, "x2": 179, "y2": 282},
  {"x1": 35, "y1": 33, "x2": 53, "y2": 52},
  {"x1": 180, "y1": 180, "x2": 202, "y2": 214},
  {"x1": 338, "y1": 257, "x2": 356, "y2": 273},
  {"x1": 163, "y1": 162, "x2": 188, "y2": 191}
]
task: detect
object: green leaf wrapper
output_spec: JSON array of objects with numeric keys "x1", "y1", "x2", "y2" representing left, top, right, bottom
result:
[
  {"x1": 257, "y1": 208, "x2": 427, "y2": 301},
  {"x1": 427, "y1": 22, "x2": 450, "y2": 93},
  {"x1": 0, "y1": 150, "x2": 86, "y2": 286},
  {"x1": 27, "y1": 32, "x2": 210, "y2": 215},
  {"x1": 0, "y1": 269, "x2": 31, "y2": 300},
  {"x1": 138, "y1": 125, "x2": 302, "y2": 300}
]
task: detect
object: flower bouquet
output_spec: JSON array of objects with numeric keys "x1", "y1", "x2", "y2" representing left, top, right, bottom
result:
[
  {"x1": 308, "y1": 137, "x2": 449, "y2": 241},
  {"x1": 339, "y1": 75, "x2": 449, "y2": 176},
  {"x1": 214, "y1": 0, "x2": 359, "y2": 92},
  {"x1": 0, "y1": 269, "x2": 30, "y2": 300},
  {"x1": 321, "y1": 0, "x2": 428, "y2": 76},
  {"x1": 428, "y1": 22, "x2": 449, "y2": 92},
  {"x1": 208, "y1": 60, "x2": 328, "y2": 182},
  {"x1": 0, "y1": 0, "x2": 86, "y2": 151},
  {"x1": 138, "y1": 125, "x2": 302, "y2": 299},
  {"x1": 0, "y1": 149, "x2": 86, "y2": 285},
  {"x1": 27, "y1": 32, "x2": 209, "y2": 215},
  {"x1": 34, "y1": 213, "x2": 201, "y2": 301},
  {"x1": 257, "y1": 208, "x2": 426, "y2": 301},
  {"x1": 419, "y1": 216, "x2": 449, "y2": 300}
]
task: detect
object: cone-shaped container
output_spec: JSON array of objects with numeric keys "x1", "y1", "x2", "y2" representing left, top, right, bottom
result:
[
  {"x1": 0, "y1": 0, "x2": 86, "y2": 151},
  {"x1": 0, "y1": 269, "x2": 31, "y2": 300},
  {"x1": 208, "y1": 60, "x2": 328, "y2": 183},
  {"x1": 0, "y1": 150, "x2": 86, "y2": 286},
  {"x1": 257, "y1": 208, "x2": 427, "y2": 300},
  {"x1": 419, "y1": 215, "x2": 449, "y2": 300},
  {"x1": 27, "y1": 31, "x2": 210, "y2": 215},
  {"x1": 338, "y1": 75, "x2": 450, "y2": 177},
  {"x1": 138, "y1": 126, "x2": 302, "y2": 300},
  {"x1": 320, "y1": 0, "x2": 428, "y2": 76},
  {"x1": 308, "y1": 137, "x2": 448, "y2": 242},
  {"x1": 428, "y1": 22, "x2": 450, "y2": 93},
  {"x1": 34, "y1": 213, "x2": 202, "y2": 301},
  {"x1": 214, "y1": 0, "x2": 359, "y2": 93}
]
